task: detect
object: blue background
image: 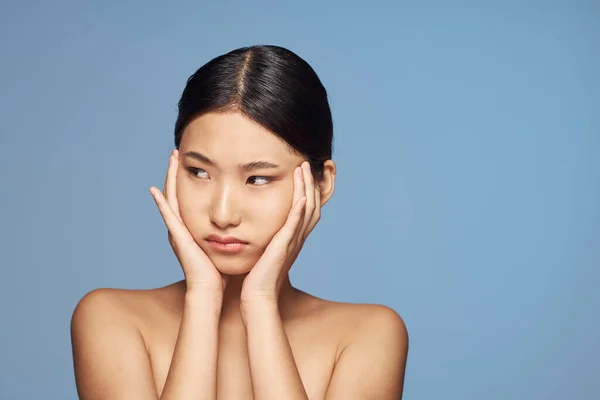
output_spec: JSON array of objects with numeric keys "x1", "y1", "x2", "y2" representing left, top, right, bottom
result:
[{"x1": 1, "y1": 1, "x2": 598, "y2": 399}]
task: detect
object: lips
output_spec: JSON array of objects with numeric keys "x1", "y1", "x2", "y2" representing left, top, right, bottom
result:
[
  {"x1": 205, "y1": 234, "x2": 248, "y2": 254},
  {"x1": 205, "y1": 234, "x2": 248, "y2": 244}
]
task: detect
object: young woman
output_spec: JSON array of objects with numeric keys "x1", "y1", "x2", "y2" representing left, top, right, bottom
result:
[{"x1": 71, "y1": 45, "x2": 408, "y2": 400}]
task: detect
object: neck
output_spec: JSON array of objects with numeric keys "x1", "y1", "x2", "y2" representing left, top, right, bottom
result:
[{"x1": 219, "y1": 273, "x2": 299, "y2": 324}]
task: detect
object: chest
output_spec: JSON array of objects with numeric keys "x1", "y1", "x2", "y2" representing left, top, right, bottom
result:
[{"x1": 146, "y1": 319, "x2": 338, "y2": 400}]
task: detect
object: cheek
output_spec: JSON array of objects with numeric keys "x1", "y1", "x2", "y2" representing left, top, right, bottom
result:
[
  {"x1": 175, "y1": 177, "x2": 209, "y2": 231},
  {"x1": 246, "y1": 188, "x2": 293, "y2": 240}
]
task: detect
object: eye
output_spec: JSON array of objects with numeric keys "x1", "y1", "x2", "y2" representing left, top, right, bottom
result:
[
  {"x1": 187, "y1": 167, "x2": 209, "y2": 179},
  {"x1": 247, "y1": 176, "x2": 271, "y2": 186}
]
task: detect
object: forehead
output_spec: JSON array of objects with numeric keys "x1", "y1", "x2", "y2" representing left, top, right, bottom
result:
[{"x1": 180, "y1": 112, "x2": 302, "y2": 166}]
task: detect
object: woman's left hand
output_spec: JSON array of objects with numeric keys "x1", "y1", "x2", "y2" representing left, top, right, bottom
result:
[{"x1": 240, "y1": 161, "x2": 320, "y2": 304}]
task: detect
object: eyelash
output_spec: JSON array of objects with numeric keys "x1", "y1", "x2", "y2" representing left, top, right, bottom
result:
[{"x1": 186, "y1": 167, "x2": 273, "y2": 186}]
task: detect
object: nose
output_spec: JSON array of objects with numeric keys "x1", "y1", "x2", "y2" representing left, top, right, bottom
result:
[{"x1": 209, "y1": 182, "x2": 241, "y2": 229}]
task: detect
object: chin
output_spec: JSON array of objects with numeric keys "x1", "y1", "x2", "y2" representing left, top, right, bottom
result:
[{"x1": 210, "y1": 255, "x2": 256, "y2": 276}]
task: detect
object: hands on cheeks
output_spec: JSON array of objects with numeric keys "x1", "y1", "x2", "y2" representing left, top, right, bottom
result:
[{"x1": 240, "y1": 161, "x2": 321, "y2": 305}]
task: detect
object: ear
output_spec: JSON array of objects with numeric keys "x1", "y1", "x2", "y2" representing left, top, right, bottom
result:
[{"x1": 317, "y1": 160, "x2": 336, "y2": 206}]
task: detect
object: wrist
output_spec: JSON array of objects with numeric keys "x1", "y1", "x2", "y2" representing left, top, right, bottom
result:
[
  {"x1": 185, "y1": 278, "x2": 224, "y2": 297},
  {"x1": 185, "y1": 288, "x2": 223, "y2": 313},
  {"x1": 241, "y1": 294, "x2": 279, "y2": 309},
  {"x1": 241, "y1": 297, "x2": 279, "y2": 323}
]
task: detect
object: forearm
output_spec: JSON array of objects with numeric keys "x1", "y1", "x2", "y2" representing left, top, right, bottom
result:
[
  {"x1": 160, "y1": 289, "x2": 222, "y2": 400},
  {"x1": 242, "y1": 300, "x2": 309, "y2": 400}
]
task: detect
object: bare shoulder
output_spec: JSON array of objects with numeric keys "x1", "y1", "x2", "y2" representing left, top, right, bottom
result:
[
  {"x1": 347, "y1": 302, "x2": 409, "y2": 364},
  {"x1": 72, "y1": 281, "x2": 186, "y2": 346},
  {"x1": 315, "y1": 299, "x2": 408, "y2": 347},
  {"x1": 307, "y1": 298, "x2": 409, "y2": 400},
  {"x1": 72, "y1": 286, "x2": 145, "y2": 319},
  {"x1": 355, "y1": 303, "x2": 408, "y2": 341},
  {"x1": 72, "y1": 281, "x2": 182, "y2": 327},
  {"x1": 70, "y1": 283, "x2": 183, "y2": 400}
]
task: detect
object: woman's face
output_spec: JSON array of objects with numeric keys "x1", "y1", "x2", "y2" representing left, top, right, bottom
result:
[{"x1": 176, "y1": 111, "x2": 306, "y2": 275}]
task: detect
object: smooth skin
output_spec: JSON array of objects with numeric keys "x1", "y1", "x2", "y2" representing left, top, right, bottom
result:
[{"x1": 70, "y1": 111, "x2": 408, "y2": 400}]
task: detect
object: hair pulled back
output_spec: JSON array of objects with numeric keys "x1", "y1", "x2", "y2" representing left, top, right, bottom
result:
[{"x1": 174, "y1": 45, "x2": 333, "y2": 179}]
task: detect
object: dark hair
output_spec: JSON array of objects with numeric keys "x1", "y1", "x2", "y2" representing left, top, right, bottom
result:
[{"x1": 174, "y1": 45, "x2": 333, "y2": 179}]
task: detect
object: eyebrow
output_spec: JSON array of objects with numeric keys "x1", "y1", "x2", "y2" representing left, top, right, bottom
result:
[{"x1": 182, "y1": 151, "x2": 280, "y2": 171}]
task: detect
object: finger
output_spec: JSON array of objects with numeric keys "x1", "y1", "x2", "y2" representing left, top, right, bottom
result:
[
  {"x1": 290, "y1": 164, "x2": 308, "y2": 240},
  {"x1": 304, "y1": 188, "x2": 321, "y2": 240},
  {"x1": 292, "y1": 165, "x2": 304, "y2": 207},
  {"x1": 162, "y1": 150, "x2": 183, "y2": 223},
  {"x1": 299, "y1": 161, "x2": 315, "y2": 236},
  {"x1": 167, "y1": 151, "x2": 182, "y2": 221},
  {"x1": 149, "y1": 186, "x2": 196, "y2": 248},
  {"x1": 269, "y1": 167, "x2": 306, "y2": 247},
  {"x1": 283, "y1": 195, "x2": 307, "y2": 242},
  {"x1": 162, "y1": 150, "x2": 173, "y2": 198}
]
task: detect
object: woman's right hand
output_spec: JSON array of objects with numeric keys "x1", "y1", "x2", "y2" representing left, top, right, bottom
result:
[{"x1": 149, "y1": 149, "x2": 228, "y2": 296}]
